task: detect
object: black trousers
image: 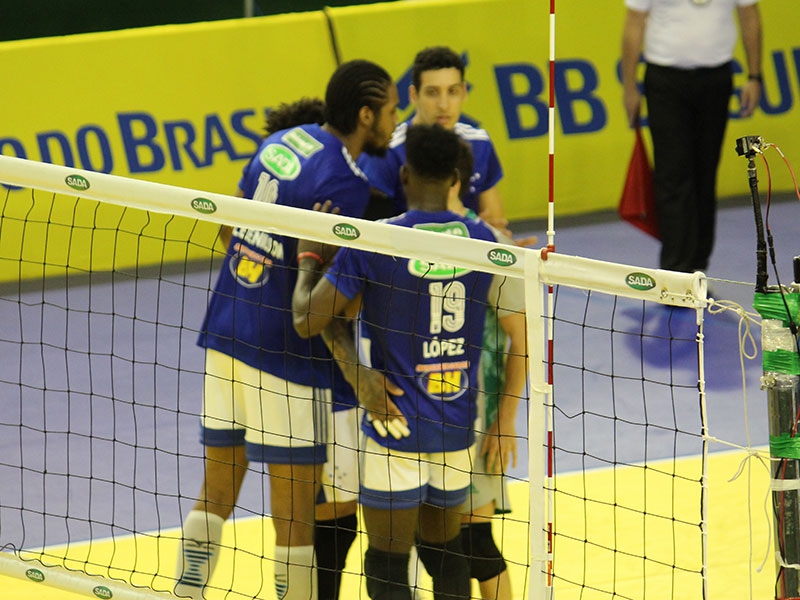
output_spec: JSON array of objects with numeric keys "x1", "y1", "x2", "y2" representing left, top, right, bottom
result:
[{"x1": 644, "y1": 62, "x2": 733, "y2": 273}]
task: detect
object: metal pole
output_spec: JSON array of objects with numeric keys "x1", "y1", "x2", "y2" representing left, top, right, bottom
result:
[
  {"x1": 737, "y1": 135, "x2": 800, "y2": 598},
  {"x1": 757, "y1": 287, "x2": 800, "y2": 599},
  {"x1": 243, "y1": 0, "x2": 254, "y2": 18}
]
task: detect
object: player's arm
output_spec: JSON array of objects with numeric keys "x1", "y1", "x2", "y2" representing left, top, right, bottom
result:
[
  {"x1": 292, "y1": 252, "x2": 352, "y2": 339},
  {"x1": 479, "y1": 265, "x2": 528, "y2": 474},
  {"x1": 477, "y1": 185, "x2": 510, "y2": 236},
  {"x1": 318, "y1": 292, "x2": 363, "y2": 364},
  {"x1": 292, "y1": 200, "x2": 347, "y2": 337},
  {"x1": 318, "y1": 302, "x2": 364, "y2": 388},
  {"x1": 320, "y1": 316, "x2": 408, "y2": 439},
  {"x1": 481, "y1": 310, "x2": 527, "y2": 474},
  {"x1": 621, "y1": 8, "x2": 647, "y2": 128},
  {"x1": 476, "y1": 144, "x2": 538, "y2": 247},
  {"x1": 293, "y1": 257, "x2": 409, "y2": 438}
]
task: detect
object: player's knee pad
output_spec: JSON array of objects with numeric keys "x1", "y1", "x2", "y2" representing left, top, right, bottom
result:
[
  {"x1": 315, "y1": 513, "x2": 358, "y2": 599},
  {"x1": 363, "y1": 547, "x2": 411, "y2": 600},
  {"x1": 315, "y1": 513, "x2": 358, "y2": 570},
  {"x1": 416, "y1": 535, "x2": 470, "y2": 598},
  {"x1": 462, "y1": 522, "x2": 507, "y2": 583}
]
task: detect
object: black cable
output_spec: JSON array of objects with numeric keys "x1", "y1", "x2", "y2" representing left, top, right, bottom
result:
[
  {"x1": 322, "y1": 7, "x2": 342, "y2": 67},
  {"x1": 736, "y1": 136, "x2": 769, "y2": 292}
]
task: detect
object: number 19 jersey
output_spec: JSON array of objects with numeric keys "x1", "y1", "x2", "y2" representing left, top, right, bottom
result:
[{"x1": 324, "y1": 209, "x2": 514, "y2": 453}]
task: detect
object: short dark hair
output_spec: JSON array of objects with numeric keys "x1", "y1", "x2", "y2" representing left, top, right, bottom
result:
[
  {"x1": 405, "y1": 124, "x2": 460, "y2": 181},
  {"x1": 324, "y1": 59, "x2": 393, "y2": 135},
  {"x1": 265, "y1": 97, "x2": 326, "y2": 137},
  {"x1": 412, "y1": 46, "x2": 465, "y2": 90}
]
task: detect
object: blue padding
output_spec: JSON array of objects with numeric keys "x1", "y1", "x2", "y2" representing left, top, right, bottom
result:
[
  {"x1": 427, "y1": 485, "x2": 470, "y2": 508},
  {"x1": 359, "y1": 485, "x2": 424, "y2": 510},
  {"x1": 246, "y1": 442, "x2": 327, "y2": 465},
  {"x1": 200, "y1": 426, "x2": 246, "y2": 447}
]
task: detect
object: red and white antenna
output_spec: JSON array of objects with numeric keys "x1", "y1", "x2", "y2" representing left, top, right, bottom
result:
[{"x1": 546, "y1": 0, "x2": 557, "y2": 596}]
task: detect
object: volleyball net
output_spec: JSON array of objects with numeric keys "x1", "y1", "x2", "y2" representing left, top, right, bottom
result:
[{"x1": 0, "y1": 154, "x2": 714, "y2": 599}]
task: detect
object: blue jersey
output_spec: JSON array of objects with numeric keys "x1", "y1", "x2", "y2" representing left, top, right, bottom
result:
[
  {"x1": 324, "y1": 210, "x2": 501, "y2": 453},
  {"x1": 358, "y1": 119, "x2": 503, "y2": 216},
  {"x1": 198, "y1": 124, "x2": 371, "y2": 387}
]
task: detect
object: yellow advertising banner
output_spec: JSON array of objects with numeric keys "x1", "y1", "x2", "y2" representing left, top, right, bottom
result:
[
  {"x1": 0, "y1": 13, "x2": 336, "y2": 279},
  {"x1": 1, "y1": 12, "x2": 335, "y2": 192},
  {"x1": 330, "y1": 0, "x2": 800, "y2": 221}
]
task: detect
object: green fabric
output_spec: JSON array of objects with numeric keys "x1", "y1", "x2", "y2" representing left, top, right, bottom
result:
[
  {"x1": 754, "y1": 292, "x2": 800, "y2": 374},
  {"x1": 481, "y1": 308, "x2": 507, "y2": 426},
  {"x1": 753, "y1": 291, "x2": 800, "y2": 327},
  {"x1": 770, "y1": 433, "x2": 800, "y2": 459},
  {"x1": 763, "y1": 349, "x2": 800, "y2": 375}
]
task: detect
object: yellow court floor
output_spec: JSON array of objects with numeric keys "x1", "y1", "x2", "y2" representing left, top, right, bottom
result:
[{"x1": 1, "y1": 447, "x2": 778, "y2": 600}]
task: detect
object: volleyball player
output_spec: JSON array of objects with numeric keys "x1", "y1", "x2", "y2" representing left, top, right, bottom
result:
[
  {"x1": 293, "y1": 123, "x2": 527, "y2": 600},
  {"x1": 359, "y1": 45, "x2": 507, "y2": 234},
  {"x1": 173, "y1": 60, "x2": 399, "y2": 600},
  {"x1": 250, "y1": 95, "x2": 364, "y2": 600},
  {"x1": 359, "y1": 45, "x2": 524, "y2": 599}
]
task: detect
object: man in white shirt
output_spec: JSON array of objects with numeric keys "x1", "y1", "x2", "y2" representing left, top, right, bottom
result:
[{"x1": 621, "y1": 0, "x2": 762, "y2": 274}]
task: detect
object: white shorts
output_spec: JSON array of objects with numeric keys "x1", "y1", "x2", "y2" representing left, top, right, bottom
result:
[
  {"x1": 318, "y1": 406, "x2": 361, "y2": 504},
  {"x1": 359, "y1": 436, "x2": 472, "y2": 510},
  {"x1": 201, "y1": 349, "x2": 329, "y2": 465}
]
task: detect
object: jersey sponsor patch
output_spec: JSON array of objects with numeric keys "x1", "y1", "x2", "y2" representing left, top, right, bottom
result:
[
  {"x1": 282, "y1": 127, "x2": 323, "y2": 158},
  {"x1": 228, "y1": 243, "x2": 274, "y2": 288},
  {"x1": 415, "y1": 361, "x2": 470, "y2": 401},
  {"x1": 259, "y1": 143, "x2": 301, "y2": 180},
  {"x1": 407, "y1": 222, "x2": 472, "y2": 278}
]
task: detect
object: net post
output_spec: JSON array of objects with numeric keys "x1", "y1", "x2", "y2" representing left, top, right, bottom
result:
[
  {"x1": 738, "y1": 135, "x2": 800, "y2": 598},
  {"x1": 754, "y1": 286, "x2": 800, "y2": 599},
  {"x1": 524, "y1": 249, "x2": 549, "y2": 599}
]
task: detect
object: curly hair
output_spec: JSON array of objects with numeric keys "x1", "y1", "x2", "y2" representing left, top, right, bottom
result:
[{"x1": 264, "y1": 97, "x2": 326, "y2": 137}]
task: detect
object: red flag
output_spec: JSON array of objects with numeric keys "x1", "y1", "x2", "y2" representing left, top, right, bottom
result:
[{"x1": 618, "y1": 126, "x2": 659, "y2": 239}]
